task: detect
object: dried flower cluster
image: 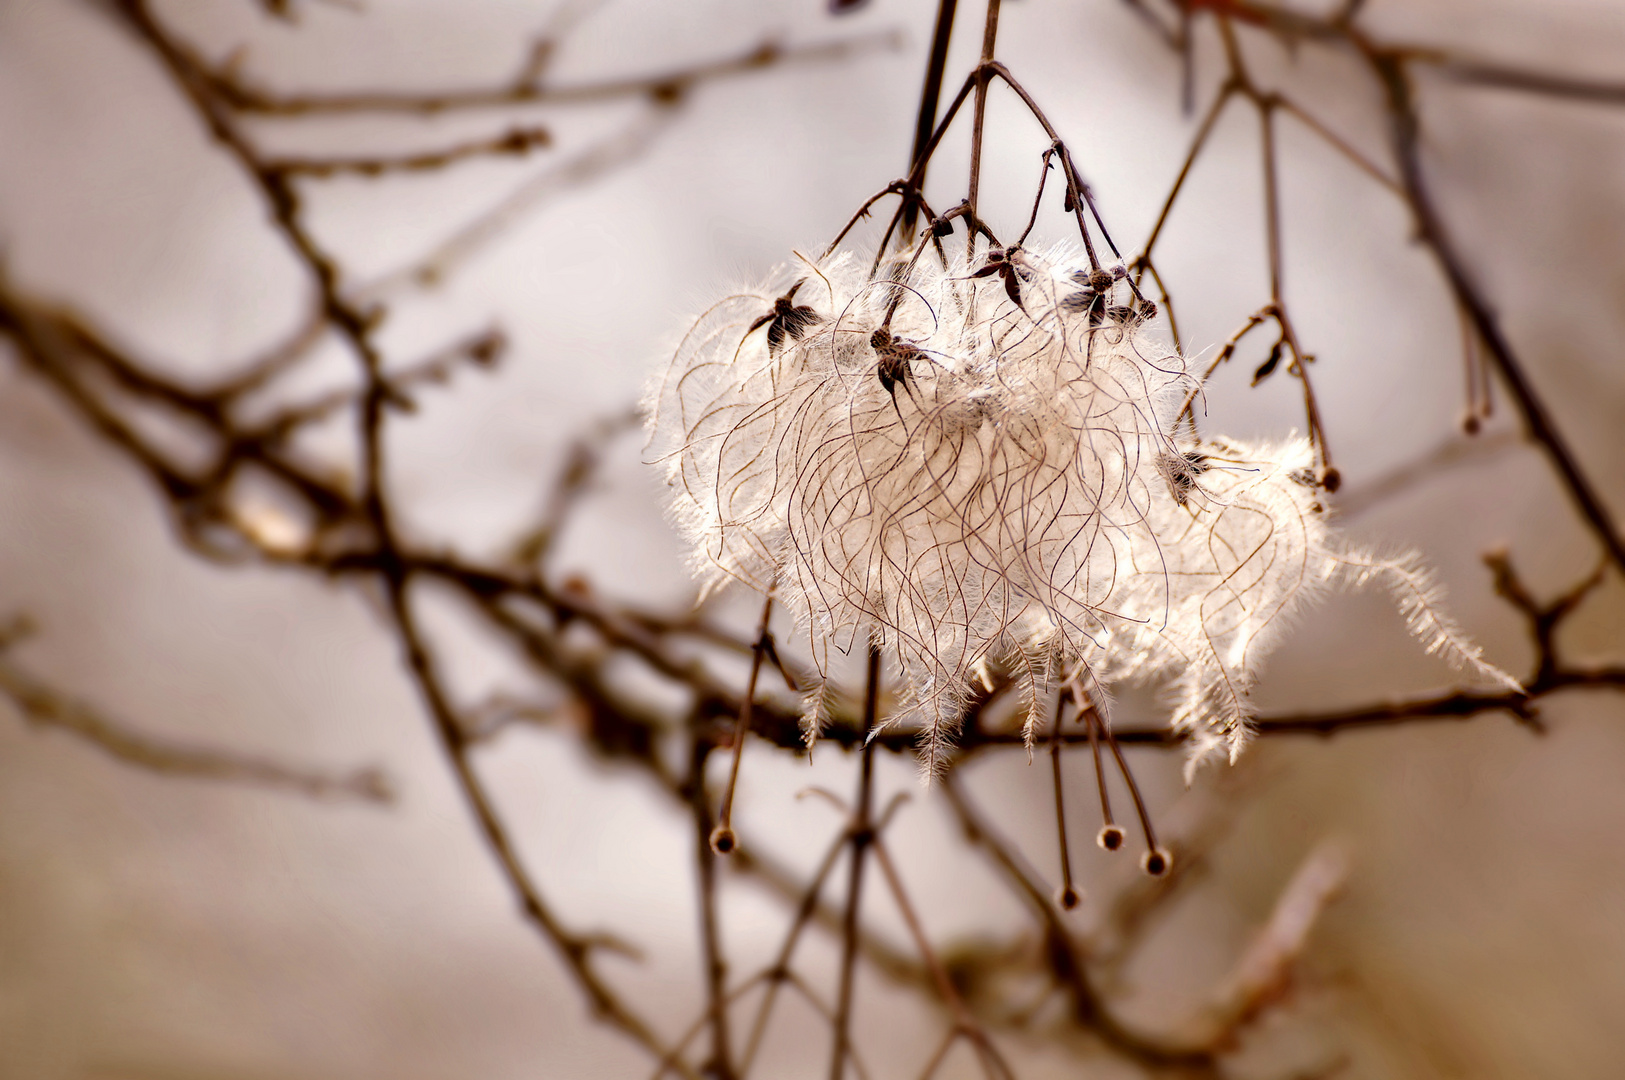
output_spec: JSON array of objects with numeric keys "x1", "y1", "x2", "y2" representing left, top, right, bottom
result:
[{"x1": 646, "y1": 245, "x2": 1519, "y2": 775}]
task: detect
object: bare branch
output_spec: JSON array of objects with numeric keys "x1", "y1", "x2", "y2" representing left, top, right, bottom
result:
[{"x1": 0, "y1": 628, "x2": 390, "y2": 804}]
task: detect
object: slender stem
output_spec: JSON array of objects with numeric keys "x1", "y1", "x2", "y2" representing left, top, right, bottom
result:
[
  {"x1": 828, "y1": 642, "x2": 882, "y2": 1080},
  {"x1": 871, "y1": 72, "x2": 980, "y2": 257},
  {"x1": 1138, "y1": 81, "x2": 1234, "y2": 270},
  {"x1": 822, "y1": 181, "x2": 909, "y2": 262},
  {"x1": 1457, "y1": 299, "x2": 1485, "y2": 429},
  {"x1": 689, "y1": 738, "x2": 736, "y2": 1080},
  {"x1": 965, "y1": 0, "x2": 1003, "y2": 231},
  {"x1": 1081, "y1": 700, "x2": 1123, "y2": 851},
  {"x1": 1104, "y1": 734, "x2": 1167, "y2": 874},
  {"x1": 915, "y1": 1029, "x2": 960, "y2": 1080},
  {"x1": 1139, "y1": 257, "x2": 1184, "y2": 355},
  {"x1": 872, "y1": 70, "x2": 982, "y2": 270},
  {"x1": 900, "y1": 0, "x2": 962, "y2": 242},
  {"x1": 1048, "y1": 693, "x2": 1078, "y2": 908},
  {"x1": 1016, "y1": 145, "x2": 1058, "y2": 247},
  {"x1": 1257, "y1": 183, "x2": 1336, "y2": 479},
  {"x1": 712, "y1": 595, "x2": 774, "y2": 854},
  {"x1": 1177, "y1": 304, "x2": 1272, "y2": 424},
  {"x1": 872, "y1": 837, "x2": 1018, "y2": 1080},
  {"x1": 870, "y1": 840, "x2": 967, "y2": 1021},
  {"x1": 737, "y1": 827, "x2": 852, "y2": 1075},
  {"x1": 1259, "y1": 101, "x2": 1284, "y2": 305},
  {"x1": 1276, "y1": 97, "x2": 1401, "y2": 193},
  {"x1": 1179, "y1": 9, "x2": 1195, "y2": 114},
  {"x1": 977, "y1": 63, "x2": 1132, "y2": 269},
  {"x1": 1217, "y1": 16, "x2": 1335, "y2": 477}
]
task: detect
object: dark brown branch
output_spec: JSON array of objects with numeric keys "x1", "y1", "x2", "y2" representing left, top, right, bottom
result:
[
  {"x1": 964, "y1": 0, "x2": 1003, "y2": 227},
  {"x1": 1150, "y1": 0, "x2": 1625, "y2": 566},
  {"x1": 1137, "y1": 80, "x2": 1235, "y2": 266},
  {"x1": 712, "y1": 596, "x2": 775, "y2": 855},
  {"x1": 734, "y1": 827, "x2": 856, "y2": 1077},
  {"x1": 900, "y1": 0, "x2": 962, "y2": 241}
]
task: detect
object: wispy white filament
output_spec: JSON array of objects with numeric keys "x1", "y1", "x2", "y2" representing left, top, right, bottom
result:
[{"x1": 645, "y1": 245, "x2": 1518, "y2": 777}]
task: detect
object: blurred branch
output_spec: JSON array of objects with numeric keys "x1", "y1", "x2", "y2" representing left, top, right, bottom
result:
[
  {"x1": 385, "y1": 576, "x2": 698, "y2": 1077},
  {"x1": 1334, "y1": 430, "x2": 1522, "y2": 518},
  {"x1": 359, "y1": 110, "x2": 673, "y2": 294},
  {"x1": 1195, "y1": 842, "x2": 1349, "y2": 1045},
  {"x1": 268, "y1": 125, "x2": 553, "y2": 177},
  {"x1": 939, "y1": 774, "x2": 1222, "y2": 1073},
  {"x1": 870, "y1": 832, "x2": 1018, "y2": 1080},
  {"x1": 206, "y1": 33, "x2": 901, "y2": 116},
  {"x1": 1370, "y1": 46, "x2": 1625, "y2": 572},
  {"x1": 0, "y1": 619, "x2": 391, "y2": 803},
  {"x1": 1423, "y1": 54, "x2": 1625, "y2": 105}
]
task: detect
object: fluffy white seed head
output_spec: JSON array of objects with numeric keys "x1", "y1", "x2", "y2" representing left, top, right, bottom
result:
[
  {"x1": 649, "y1": 246, "x2": 1191, "y2": 769},
  {"x1": 645, "y1": 245, "x2": 1519, "y2": 778}
]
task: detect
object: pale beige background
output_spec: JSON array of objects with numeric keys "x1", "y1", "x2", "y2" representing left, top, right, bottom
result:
[{"x1": 2, "y1": 1, "x2": 1623, "y2": 1077}]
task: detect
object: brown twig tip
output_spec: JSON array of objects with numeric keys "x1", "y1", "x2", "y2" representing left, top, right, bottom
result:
[
  {"x1": 1140, "y1": 848, "x2": 1172, "y2": 877},
  {"x1": 709, "y1": 825, "x2": 738, "y2": 855},
  {"x1": 1098, "y1": 824, "x2": 1126, "y2": 852},
  {"x1": 1055, "y1": 884, "x2": 1082, "y2": 910}
]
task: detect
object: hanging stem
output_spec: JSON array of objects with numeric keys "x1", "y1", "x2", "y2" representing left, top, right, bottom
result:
[
  {"x1": 1104, "y1": 733, "x2": 1169, "y2": 877},
  {"x1": 711, "y1": 595, "x2": 775, "y2": 855},
  {"x1": 1217, "y1": 16, "x2": 1336, "y2": 485},
  {"x1": 1081, "y1": 699, "x2": 1125, "y2": 851},
  {"x1": 1016, "y1": 144, "x2": 1059, "y2": 247},
  {"x1": 965, "y1": 0, "x2": 1003, "y2": 236},
  {"x1": 1136, "y1": 81, "x2": 1236, "y2": 275},
  {"x1": 690, "y1": 739, "x2": 736, "y2": 1080},
  {"x1": 1049, "y1": 693, "x2": 1080, "y2": 909},
  {"x1": 899, "y1": 0, "x2": 962, "y2": 244},
  {"x1": 828, "y1": 641, "x2": 882, "y2": 1080}
]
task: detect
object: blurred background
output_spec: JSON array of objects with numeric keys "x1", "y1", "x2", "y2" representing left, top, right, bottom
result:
[{"x1": 1, "y1": 1, "x2": 1623, "y2": 1077}]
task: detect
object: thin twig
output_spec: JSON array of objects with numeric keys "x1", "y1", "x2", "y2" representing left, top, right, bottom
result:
[
  {"x1": 688, "y1": 738, "x2": 737, "y2": 1080},
  {"x1": 0, "y1": 650, "x2": 391, "y2": 804},
  {"x1": 712, "y1": 595, "x2": 775, "y2": 854},
  {"x1": 964, "y1": 0, "x2": 1004, "y2": 232},
  {"x1": 828, "y1": 642, "x2": 882, "y2": 1080}
]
